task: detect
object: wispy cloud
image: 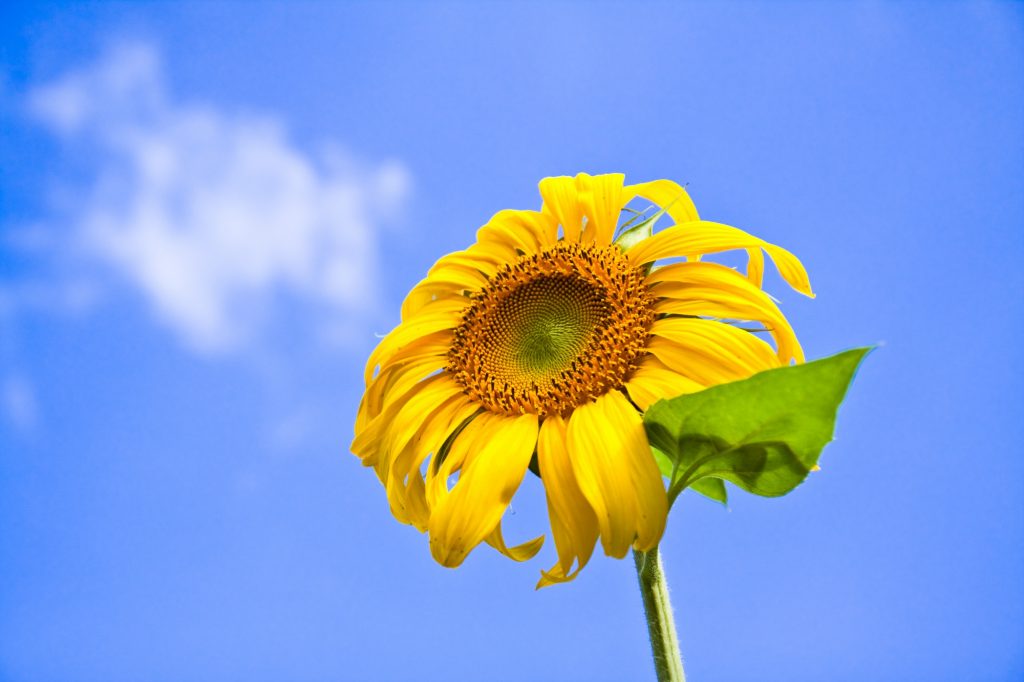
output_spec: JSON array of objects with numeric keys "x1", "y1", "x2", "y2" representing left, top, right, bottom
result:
[{"x1": 25, "y1": 43, "x2": 410, "y2": 354}]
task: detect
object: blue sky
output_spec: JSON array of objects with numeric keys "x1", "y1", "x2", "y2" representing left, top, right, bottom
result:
[{"x1": 1, "y1": 2, "x2": 1022, "y2": 681}]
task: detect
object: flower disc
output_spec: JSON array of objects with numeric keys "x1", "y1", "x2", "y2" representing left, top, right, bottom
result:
[{"x1": 447, "y1": 242, "x2": 656, "y2": 417}]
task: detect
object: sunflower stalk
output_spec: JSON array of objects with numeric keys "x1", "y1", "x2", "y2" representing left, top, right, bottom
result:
[{"x1": 633, "y1": 547, "x2": 685, "y2": 682}]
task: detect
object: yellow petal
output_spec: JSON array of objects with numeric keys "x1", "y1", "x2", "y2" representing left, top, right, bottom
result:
[
  {"x1": 402, "y1": 471, "x2": 431, "y2": 532},
  {"x1": 356, "y1": 350, "x2": 447, "y2": 436},
  {"x1": 535, "y1": 511, "x2": 581, "y2": 589},
  {"x1": 375, "y1": 374, "x2": 465, "y2": 481},
  {"x1": 624, "y1": 355, "x2": 706, "y2": 410},
  {"x1": 428, "y1": 413, "x2": 539, "y2": 567},
  {"x1": 485, "y1": 522, "x2": 545, "y2": 562},
  {"x1": 539, "y1": 175, "x2": 584, "y2": 242},
  {"x1": 622, "y1": 178, "x2": 700, "y2": 225},
  {"x1": 607, "y1": 392, "x2": 667, "y2": 552},
  {"x1": 425, "y1": 411, "x2": 493, "y2": 510},
  {"x1": 386, "y1": 395, "x2": 478, "y2": 530},
  {"x1": 469, "y1": 234, "x2": 519, "y2": 264},
  {"x1": 358, "y1": 333, "x2": 451, "y2": 435},
  {"x1": 400, "y1": 280, "x2": 474, "y2": 321},
  {"x1": 746, "y1": 247, "x2": 765, "y2": 288},
  {"x1": 427, "y1": 249, "x2": 500, "y2": 280},
  {"x1": 478, "y1": 209, "x2": 558, "y2": 255},
  {"x1": 649, "y1": 261, "x2": 803, "y2": 363},
  {"x1": 625, "y1": 220, "x2": 813, "y2": 297},
  {"x1": 567, "y1": 391, "x2": 667, "y2": 558},
  {"x1": 353, "y1": 361, "x2": 449, "y2": 462},
  {"x1": 423, "y1": 259, "x2": 490, "y2": 290},
  {"x1": 648, "y1": 318, "x2": 781, "y2": 386},
  {"x1": 537, "y1": 415, "x2": 599, "y2": 583},
  {"x1": 575, "y1": 173, "x2": 625, "y2": 245},
  {"x1": 377, "y1": 329, "x2": 452, "y2": 371},
  {"x1": 390, "y1": 397, "x2": 477, "y2": 496},
  {"x1": 364, "y1": 307, "x2": 462, "y2": 385}
]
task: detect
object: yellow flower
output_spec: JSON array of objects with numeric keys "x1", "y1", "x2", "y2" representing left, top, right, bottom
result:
[{"x1": 351, "y1": 173, "x2": 812, "y2": 587}]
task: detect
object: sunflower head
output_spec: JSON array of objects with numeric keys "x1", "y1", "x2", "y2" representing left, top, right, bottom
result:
[{"x1": 352, "y1": 173, "x2": 812, "y2": 587}]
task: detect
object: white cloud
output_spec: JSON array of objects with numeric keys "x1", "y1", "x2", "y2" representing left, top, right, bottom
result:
[{"x1": 27, "y1": 43, "x2": 410, "y2": 354}]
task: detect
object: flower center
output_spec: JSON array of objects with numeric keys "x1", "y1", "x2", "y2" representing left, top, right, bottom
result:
[{"x1": 447, "y1": 242, "x2": 655, "y2": 417}]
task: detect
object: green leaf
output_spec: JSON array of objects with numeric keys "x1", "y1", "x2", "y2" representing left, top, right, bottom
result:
[
  {"x1": 689, "y1": 477, "x2": 728, "y2": 505},
  {"x1": 652, "y1": 444, "x2": 728, "y2": 504},
  {"x1": 643, "y1": 347, "x2": 871, "y2": 506}
]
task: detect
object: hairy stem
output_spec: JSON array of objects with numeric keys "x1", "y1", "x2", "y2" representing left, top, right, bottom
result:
[{"x1": 633, "y1": 547, "x2": 686, "y2": 682}]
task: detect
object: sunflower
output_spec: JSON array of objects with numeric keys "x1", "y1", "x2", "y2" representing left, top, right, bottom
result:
[{"x1": 351, "y1": 173, "x2": 812, "y2": 587}]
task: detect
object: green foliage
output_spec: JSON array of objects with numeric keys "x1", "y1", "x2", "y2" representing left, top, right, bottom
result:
[
  {"x1": 643, "y1": 348, "x2": 871, "y2": 506},
  {"x1": 615, "y1": 210, "x2": 659, "y2": 252}
]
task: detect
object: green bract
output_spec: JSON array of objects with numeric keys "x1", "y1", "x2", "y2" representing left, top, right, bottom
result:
[
  {"x1": 614, "y1": 193, "x2": 680, "y2": 252},
  {"x1": 643, "y1": 347, "x2": 871, "y2": 507}
]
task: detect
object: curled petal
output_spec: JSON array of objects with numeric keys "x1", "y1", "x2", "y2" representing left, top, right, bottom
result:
[
  {"x1": 626, "y1": 220, "x2": 813, "y2": 297},
  {"x1": 536, "y1": 415, "x2": 599, "y2": 587},
  {"x1": 567, "y1": 391, "x2": 667, "y2": 558},
  {"x1": 428, "y1": 413, "x2": 539, "y2": 567}
]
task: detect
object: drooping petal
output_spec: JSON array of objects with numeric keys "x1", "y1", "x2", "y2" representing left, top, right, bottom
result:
[
  {"x1": 354, "y1": 362, "x2": 450, "y2": 463},
  {"x1": 536, "y1": 507, "x2": 579, "y2": 589},
  {"x1": 364, "y1": 303, "x2": 465, "y2": 384},
  {"x1": 356, "y1": 349, "x2": 447, "y2": 436},
  {"x1": 369, "y1": 374, "x2": 465, "y2": 479},
  {"x1": 624, "y1": 355, "x2": 706, "y2": 410},
  {"x1": 648, "y1": 261, "x2": 804, "y2": 363},
  {"x1": 648, "y1": 317, "x2": 782, "y2": 386},
  {"x1": 386, "y1": 395, "x2": 478, "y2": 530},
  {"x1": 536, "y1": 415, "x2": 599, "y2": 585},
  {"x1": 425, "y1": 411, "x2": 493, "y2": 511},
  {"x1": 377, "y1": 329, "x2": 452, "y2": 371},
  {"x1": 606, "y1": 392, "x2": 667, "y2": 552},
  {"x1": 485, "y1": 522, "x2": 545, "y2": 562},
  {"x1": 746, "y1": 247, "x2": 765, "y2": 288},
  {"x1": 401, "y1": 280, "x2": 474, "y2": 321},
  {"x1": 575, "y1": 173, "x2": 626, "y2": 245},
  {"x1": 622, "y1": 178, "x2": 700, "y2": 226},
  {"x1": 428, "y1": 412, "x2": 539, "y2": 567},
  {"x1": 626, "y1": 220, "x2": 813, "y2": 297},
  {"x1": 389, "y1": 396, "x2": 477, "y2": 498},
  {"x1": 402, "y1": 470, "x2": 431, "y2": 532},
  {"x1": 566, "y1": 391, "x2": 667, "y2": 558},
  {"x1": 539, "y1": 175, "x2": 585, "y2": 242}
]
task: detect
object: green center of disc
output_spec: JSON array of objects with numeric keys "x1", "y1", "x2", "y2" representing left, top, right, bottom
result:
[{"x1": 492, "y1": 275, "x2": 606, "y2": 381}]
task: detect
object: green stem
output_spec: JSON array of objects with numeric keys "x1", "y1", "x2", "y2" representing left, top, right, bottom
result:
[{"x1": 633, "y1": 547, "x2": 686, "y2": 682}]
